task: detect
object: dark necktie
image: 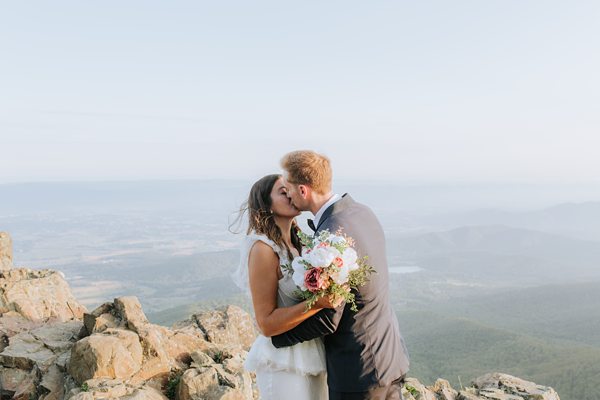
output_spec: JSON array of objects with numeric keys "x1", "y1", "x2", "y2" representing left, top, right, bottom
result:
[{"x1": 307, "y1": 219, "x2": 316, "y2": 232}]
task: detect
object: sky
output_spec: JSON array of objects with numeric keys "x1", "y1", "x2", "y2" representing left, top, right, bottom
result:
[{"x1": 1, "y1": 1, "x2": 599, "y2": 184}]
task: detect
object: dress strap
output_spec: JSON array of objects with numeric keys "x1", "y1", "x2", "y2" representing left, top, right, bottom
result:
[{"x1": 231, "y1": 232, "x2": 282, "y2": 296}]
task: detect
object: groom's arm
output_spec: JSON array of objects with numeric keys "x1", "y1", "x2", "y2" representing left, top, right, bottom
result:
[{"x1": 271, "y1": 305, "x2": 344, "y2": 348}]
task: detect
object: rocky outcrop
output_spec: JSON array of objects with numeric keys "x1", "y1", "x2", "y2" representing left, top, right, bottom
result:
[
  {"x1": 64, "y1": 297, "x2": 256, "y2": 399},
  {"x1": 471, "y1": 373, "x2": 560, "y2": 400},
  {"x1": 0, "y1": 232, "x2": 560, "y2": 400},
  {"x1": 0, "y1": 268, "x2": 87, "y2": 322},
  {"x1": 1, "y1": 292, "x2": 256, "y2": 400},
  {"x1": 401, "y1": 373, "x2": 560, "y2": 400},
  {"x1": 0, "y1": 320, "x2": 83, "y2": 400},
  {"x1": 0, "y1": 232, "x2": 12, "y2": 270}
]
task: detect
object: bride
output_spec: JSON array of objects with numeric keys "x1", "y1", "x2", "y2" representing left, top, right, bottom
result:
[{"x1": 232, "y1": 174, "x2": 337, "y2": 399}]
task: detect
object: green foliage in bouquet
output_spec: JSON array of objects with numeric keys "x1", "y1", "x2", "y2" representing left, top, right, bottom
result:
[{"x1": 292, "y1": 229, "x2": 376, "y2": 312}]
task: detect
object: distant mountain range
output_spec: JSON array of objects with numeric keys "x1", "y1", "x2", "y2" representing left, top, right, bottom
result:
[
  {"x1": 387, "y1": 224, "x2": 600, "y2": 283},
  {"x1": 421, "y1": 201, "x2": 600, "y2": 241}
]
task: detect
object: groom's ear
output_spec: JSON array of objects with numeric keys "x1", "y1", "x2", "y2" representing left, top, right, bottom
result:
[{"x1": 299, "y1": 184, "x2": 309, "y2": 199}]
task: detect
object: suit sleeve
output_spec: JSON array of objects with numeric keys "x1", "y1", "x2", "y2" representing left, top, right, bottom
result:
[{"x1": 271, "y1": 305, "x2": 345, "y2": 348}]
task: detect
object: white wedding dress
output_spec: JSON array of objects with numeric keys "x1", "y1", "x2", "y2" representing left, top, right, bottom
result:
[{"x1": 232, "y1": 232, "x2": 328, "y2": 400}]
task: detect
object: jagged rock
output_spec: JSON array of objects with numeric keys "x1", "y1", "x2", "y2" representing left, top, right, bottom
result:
[
  {"x1": 82, "y1": 302, "x2": 119, "y2": 336},
  {"x1": 402, "y1": 377, "x2": 437, "y2": 400},
  {"x1": 39, "y1": 364, "x2": 65, "y2": 400},
  {"x1": 0, "y1": 366, "x2": 37, "y2": 400},
  {"x1": 178, "y1": 366, "x2": 249, "y2": 400},
  {"x1": 176, "y1": 347, "x2": 252, "y2": 400},
  {"x1": 0, "y1": 311, "x2": 43, "y2": 352},
  {"x1": 68, "y1": 328, "x2": 143, "y2": 383},
  {"x1": 80, "y1": 297, "x2": 149, "y2": 338},
  {"x1": 190, "y1": 350, "x2": 215, "y2": 368},
  {"x1": 0, "y1": 320, "x2": 82, "y2": 400},
  {"x1": 115, "y1": 296, "x2": 149, "y2": 333},
  {"x1": 457, "y1": 389, "x2": 483, "y2": 400},
  {"x1": 0, "y1": 232, "x2": 13, "y2": 270},
  {"x1": 0, "y1": 331, "x2": 54, "y2": 369},
  {"x1": 188, "y1": 305, "x2": 257, "y2": 351},
  {"x1": 164, "y1": 328, "x2": 210, "y2": 364},
  {"x1": 432, "y1": 378, "x2": 458, "y2": 400},
  {"x1": 0, "y1": 320, "x2": 82, "y2": 371},
  {"x1": 0, "y1": 268, "x2": 87, "y2": 321},
  {"x1": 77, "y1": 297, "x2": 211, "y2": 383},
  {"x1": 178, "y1": 367, "x2": 220, "y2": 400},
  {"x1": 67, "y1": 379, "x2": 168, "y2": 400},
  {"x1": 80, "y1": 298, "x2": 171, "y2": 380},
  {"x1": 472, "y1": 373, "x2": 560, "y2": 400},
  {"x1": 130, "y1": 324, "x2": 174, "y2": 381}
]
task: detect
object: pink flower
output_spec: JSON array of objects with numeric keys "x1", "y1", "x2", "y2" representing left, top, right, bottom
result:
[
  {"x1": 304, "y1": 267, "x2": 329, "y2": 293},
  {"x1": 333, "y1": 257, "x2": 344, "y2": 268}
]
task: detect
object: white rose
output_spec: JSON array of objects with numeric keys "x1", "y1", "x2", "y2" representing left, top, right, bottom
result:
[
  {"x1": 308, "y1": 246, "x2": 340, "y2": 268},
  {"x1": 292, "y1": 257, "x2": 307, "y2": 289},
  {"x1": 331, "y1": 264, "x2": 350, "y2": 285},
  {"x1": 341, "y1": 247, "x2": 358, "y2": 270},
  {"x1": 347, "y1": 262, "x2": 360, "y2": 271},
  {"x1": 293, "y1": 271, "x2": 307, "y2": 291}
]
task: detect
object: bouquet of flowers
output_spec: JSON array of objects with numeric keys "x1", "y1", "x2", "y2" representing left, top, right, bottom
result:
[{"x1": 287, "y1": 229, "x2": 375, "y2": 312}]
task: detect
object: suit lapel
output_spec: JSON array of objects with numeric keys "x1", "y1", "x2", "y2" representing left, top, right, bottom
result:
[{"x1": 315, "y1": 193, "x2": 352, "y2": 232}]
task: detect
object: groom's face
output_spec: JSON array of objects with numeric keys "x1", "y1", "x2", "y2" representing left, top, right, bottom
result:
[{"x1": 282, "y1": 174, "x2": 310, "y2": 211}]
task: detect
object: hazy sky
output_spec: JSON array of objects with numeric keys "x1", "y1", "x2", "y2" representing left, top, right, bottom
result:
[{"x1": 1, "y1": 1, "x2": 599, "y2": 184}]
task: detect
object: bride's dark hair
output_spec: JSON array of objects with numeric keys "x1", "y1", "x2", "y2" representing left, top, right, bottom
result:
[{"x1": 230, "y1": 174, "x2": 302, "y2": 260}]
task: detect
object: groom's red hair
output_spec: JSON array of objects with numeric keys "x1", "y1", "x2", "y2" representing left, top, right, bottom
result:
[{"x1": 281, "y1": 150, "x2": 332, "y2": 194}]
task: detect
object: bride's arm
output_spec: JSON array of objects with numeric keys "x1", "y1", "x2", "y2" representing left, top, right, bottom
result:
[{"x1": 248, "y1": 241, "x2": 328, "y2": 337}]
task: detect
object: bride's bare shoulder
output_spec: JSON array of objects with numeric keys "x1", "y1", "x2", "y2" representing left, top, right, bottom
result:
[{"x1": 248, "y1": 240, "x2": 278, "y2": 265}]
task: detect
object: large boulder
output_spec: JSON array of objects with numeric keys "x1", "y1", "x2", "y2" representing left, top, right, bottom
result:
[
  {"x1": 0, "y1": 268, "x2": 87, "y2": 321},
  {"x1": 78, "y1": 297, "x2": 210, "y2": 382},
  {"x1": 0, "y1": 232, "x2": 12, "y2": 270},
  {"x1": 182, "y1": 305, "x2": 257, "y2": 351},
  {"x1": 68, "y1": 328, "x2": 143, "y2": 384}
]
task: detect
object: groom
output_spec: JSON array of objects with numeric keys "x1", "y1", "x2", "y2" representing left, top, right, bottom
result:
[{"x1": 272, "y1": 150, "x2": 410, "y2": 400}]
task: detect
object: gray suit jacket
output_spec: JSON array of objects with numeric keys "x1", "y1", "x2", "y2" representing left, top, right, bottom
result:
[{"x1": 272, "y1": 194, "x2": 410, "y2": 392}]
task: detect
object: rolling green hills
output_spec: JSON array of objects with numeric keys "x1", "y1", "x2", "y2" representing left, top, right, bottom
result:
[{"x1": 397, "y1": 308, "x2": 600, "y2": 400}]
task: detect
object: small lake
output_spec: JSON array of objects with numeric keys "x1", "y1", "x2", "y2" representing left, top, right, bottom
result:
[{"x1": 389, "y1": 266, "x2": 423, "y2": 274}]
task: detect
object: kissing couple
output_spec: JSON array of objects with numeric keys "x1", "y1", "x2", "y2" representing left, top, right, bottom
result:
[{"x1": 232, "y1": 150, "x2": 410, "y2": 400}]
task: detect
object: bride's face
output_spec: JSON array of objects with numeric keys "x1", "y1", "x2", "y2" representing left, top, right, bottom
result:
[{"x1": 270, "y1": 177, "x2": 301, "y2": 218}]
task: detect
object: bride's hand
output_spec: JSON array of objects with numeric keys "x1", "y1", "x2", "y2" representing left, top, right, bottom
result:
[{"x1": 313, "y1": 294, "x2": 344, "y2": 309}]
